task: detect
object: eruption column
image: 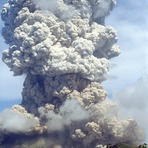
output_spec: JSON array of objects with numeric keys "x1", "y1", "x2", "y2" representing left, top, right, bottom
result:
[{"x1": 0, "y1": 0, "x2": 145, "y2": 147}]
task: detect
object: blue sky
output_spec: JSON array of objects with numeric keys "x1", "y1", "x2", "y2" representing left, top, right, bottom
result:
[
  {"x1": 104, "y1": 0, "x2": 148, "y2": 141},
  {"x1": 104, "y1": 0, "x2": 148, "y2": 91},
  {"x1": 0, "y1": 0, "x2": 147, "y2": 107},
  {"x1": 0, "y1": 0, "x2": 24, "y2": 110}
]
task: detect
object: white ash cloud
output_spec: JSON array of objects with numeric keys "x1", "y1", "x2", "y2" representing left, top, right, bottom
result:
[
  {"x1": 0, "y1": 105, "x2": 38, "y2": 133},
  {"x1": 32, "y1": 0, "x2": 80, "y2": 21},
  {"x1": 58, "y1": 99, "x2": 89, "y2": 125},
  {"x1": 39, "y1": 99, "x2": 90, "y2": 132},
  {"x1": 2, "y1": 0, "x2": 119, "y2": 81},
  {"x1": 0, "y1": 0, "x2": 145, "y2": 147}
]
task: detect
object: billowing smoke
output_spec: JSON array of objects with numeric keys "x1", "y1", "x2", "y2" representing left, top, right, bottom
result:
[
  {"x1": 0, "y1": 105, "x2": 38, "y2": 133},
  {"x1": 0, "y1": 0, "x2": 145, "y2": 147},
  {"x1": 39, "y1": 98, "x2": 90, "y2": 132}
]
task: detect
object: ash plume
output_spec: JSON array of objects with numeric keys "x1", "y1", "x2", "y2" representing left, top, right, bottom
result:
[{"x1": 0, "y1": 0, "x2": 145, "y2": 147}]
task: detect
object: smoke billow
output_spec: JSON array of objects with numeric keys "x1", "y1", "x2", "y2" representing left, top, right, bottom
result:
[
  {"x1": 0, "y1": 105, "x2": 38, "y2": 133},
  {"x1": 38, "y1": 98, "x2": 90, "y2": 132},
  {"x1": 0, "y1": 0, "x2": 145, "y2": 147}
]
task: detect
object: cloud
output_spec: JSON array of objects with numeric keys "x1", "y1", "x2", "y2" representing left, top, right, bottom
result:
[
  {"x1": 114, "y1": 75, "x2": 148, "y2": 110},
  {"x1": 39, "y1": 99, "x2": 90, "y2": 132},
  {"x1": 0, "y1": 0, "x2": 146, "y2": 146},
  {"x1": 0, "y1": 0, "x2": 146, "y2": 102},
  {"x1": 103, "y1": 0, "x2": 148, "y2": 142},
  {"x1": 0, "y1": 106, "x2": 38, "y2": 133},
  {"x1": 113, "y1": 75, "x2": 148, "y2": 143}
]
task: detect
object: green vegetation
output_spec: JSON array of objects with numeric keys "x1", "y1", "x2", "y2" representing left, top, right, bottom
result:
[
  {"x1": 106, "y1": 143, "x2": 148, "y2": 148},
  {"x1": 139, "y1": 143, "x2": 148, "y2": 148}
]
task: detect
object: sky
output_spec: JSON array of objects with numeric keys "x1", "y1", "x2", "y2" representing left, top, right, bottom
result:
[
  {"x1": 0, "y1": 0, "x2": 25, "y2": 110},
  {"x1": 104, "y1": 0, "x2": 148, "y2": 92},
  {"x1": 0, "y1": 0, "x2": 148, "y2": 141},
  {"x1": 104, "y1": 0, "x2": 148, "y2": 142}
]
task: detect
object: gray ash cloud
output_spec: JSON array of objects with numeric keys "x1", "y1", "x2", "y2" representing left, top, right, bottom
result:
[{"x1": 0, "y1": 0, "x2": 145, "y2": 147}]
